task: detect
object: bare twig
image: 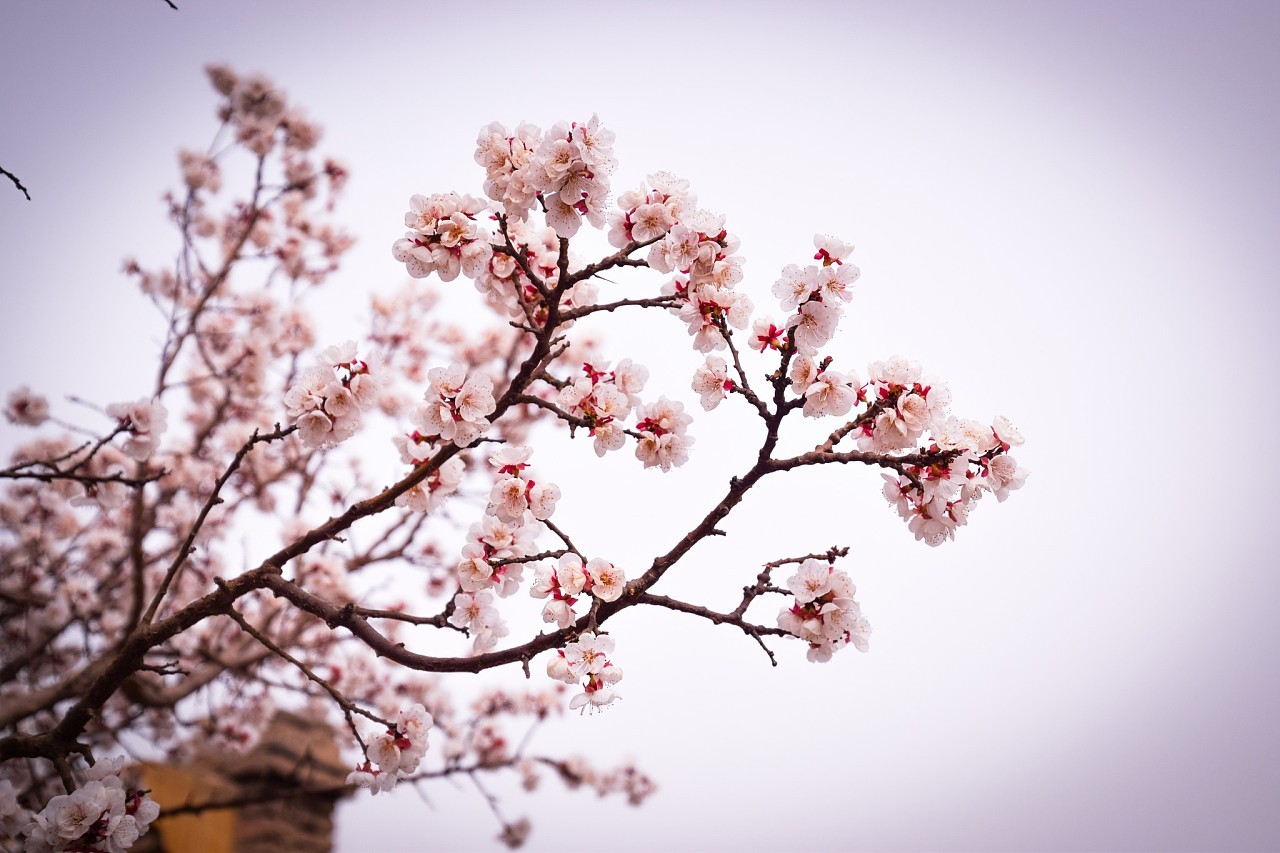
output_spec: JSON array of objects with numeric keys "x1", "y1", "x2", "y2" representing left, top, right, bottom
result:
[
  {"x1": 1, "y1": 165, "x2": 30, "y2": 200},
  {"x1": 635, "y1": 591, "x2": 790, "y2": 665}
]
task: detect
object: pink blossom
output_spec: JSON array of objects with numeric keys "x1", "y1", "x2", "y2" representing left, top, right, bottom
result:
[
  {"x1": 813, "y1": 233, "x2": 855, "y2": 265},
  {"x1": 787, "y1": 299, "x2": 840, "y2": 356},
  {"x1": 587, "y1": 558, "x2": 626, "y2": 602},
  {"x1": 691, "y1": 356, "x2": 732, "y2": 411},
  {"x1": 5, "y1": 386, "x2": 50, "y2": 426}
]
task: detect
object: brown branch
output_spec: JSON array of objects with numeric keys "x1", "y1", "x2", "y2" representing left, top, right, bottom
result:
[
  {"x1": 542, "y1": 519, "x2": 584, "y2": 560},
  {"x1": 557, "y1": 293, "x2": 681, "y2": 322},
  {"x1": 155, "y1": 154, "x2": 270, "y2": 395},
  {"x1": 564, "y1": 234, "x2": 662, "y2": 284},
  {"x1": 0, "y1": 468, "x2": 162, "y2": 488},
  {"x1": 0, "y1": 619, "x2": 74, "y2": 685},
  {"x1": 511, "y1": 393, "x2": 643, "y2": 441},
  {"x1": 120, "y1": 651, "x2": 271, "y2": 708}
]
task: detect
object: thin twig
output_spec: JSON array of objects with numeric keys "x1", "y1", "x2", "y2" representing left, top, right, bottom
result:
[
  {"x1": 1, "y1": 165, "x2": 30, "y2": 200},
  {"x1": 141, "y1": 424, "x2": 296, "y2": 625},
  {"x1": 217, "y1": 589, "x2": 391, "y2": 752}
]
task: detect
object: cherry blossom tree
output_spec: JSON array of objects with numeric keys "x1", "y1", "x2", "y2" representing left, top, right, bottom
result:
[{"x1": 0, "y1": 67, "x2": 1027, "y2": 851}]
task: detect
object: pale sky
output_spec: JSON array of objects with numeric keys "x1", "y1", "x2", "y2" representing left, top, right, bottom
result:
[{"x1": 2, "y1": 1, "x2": 1279, "y2": 851}]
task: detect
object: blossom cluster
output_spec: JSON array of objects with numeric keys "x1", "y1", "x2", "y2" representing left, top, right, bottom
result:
[
  {"x1": 883, "y1": 412, "x2": 1028, "y2": 546},
  {"x1": 633, "y1": 396, "x2": 694, "y2": 472},
  {"x1": 346, "y1": 703, "x2": 434, "y2": 795},
  {"x1": 651, "y1": 209, "x2": 751, "y2": 353},
  {"x1": 14, "y1": 758, "x2": 160, "y2": 852},
  {"x1": 777, "y1": 559, "x2": 872, "y2": 662},
  {"x1": 395, "y1": 120, "x2": 618, "y2": 321},
  {"x1": 555, "y1": 360, "x2": 648, "y2": 457},
  {"x1": 607, "y1": 171, "x2": 694, "y2": 248},
  {"x1": 104, "y1": 398, "x2": 168, "y2": 462},
  {"x1": 283, "y1": 341, "x2": 381, "y2": 449},
  {"x1": 486, "y1": 445, "x2": 560, "y2": 523},
  {"x1": 771, "y1": 234, "x2": 861, "y2": 356},
  {"x1": 408, "y1": 362, "x2": 496, "y2": 449},
  {"x1": 474, "y1": 116, "x2": 617, "y2": 238},
  {"x1": 856, "y1": 357, "x2": 951, "y2": 453},
  {"x1": 530, "y1": 552, "x2": 628, "y2": 630},
  {"x1": 392, "y1": 192, "x2": 492, "y2": 282},
  {"x1": 206, "y1": 65, "x2": 321, "y2": 160},
  {"x1": 546, "y1": 632, "x2": 623, "y2": 713},
  {"x1": 199, "y1": 66, "x2": 351, "y2": 284},
  {"x1": 4, "y1": 387, "x2": 50, "y2": 427},
  {"x1": 447, "y1": 445, "x2": 571, "y2": 652}
]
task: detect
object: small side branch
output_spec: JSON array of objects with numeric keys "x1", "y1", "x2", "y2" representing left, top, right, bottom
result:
[
  {"x1": 0, "y1": 468, "x2": 162, "y2": 488},
  {"x1": 566, "y1": 235, "x2": 663, "y2": 283},
  {"x1": 353, "y1": 604, "x2": 465, "y2": 633},
  {"x1": 816, "y1": 388, "x2": 903, "y2": 453},
  {"x1": 774, "y1": 446, "x2": 960, "y2": 487},
  {"x1": 513, "y1": 393, "x2": 643, "y2": 440},
  {"x1": 634, "y1": 591, "x2": 790, "y2": 666},
  {"x1": 557, "y1": 294, "x2": 681, "y2": 322},
  {"x1": 712, "y1": 315, "x2": 769, "y2": 419},
  {"x1": 2, "y1": 423, "x2": 131, "y2": 481},
  {"x1": 543, "y1": 519, "x2": 584, "y2": 560}
]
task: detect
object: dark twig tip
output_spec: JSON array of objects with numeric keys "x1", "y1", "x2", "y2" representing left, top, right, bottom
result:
[{"x1": 1, "y1": 166, "x2": 30, "y2": 200}]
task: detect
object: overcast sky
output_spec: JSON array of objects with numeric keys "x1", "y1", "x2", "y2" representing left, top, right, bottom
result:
[{"x1": 3, "y1": 1, "x2": 1279, "y2": 851}]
